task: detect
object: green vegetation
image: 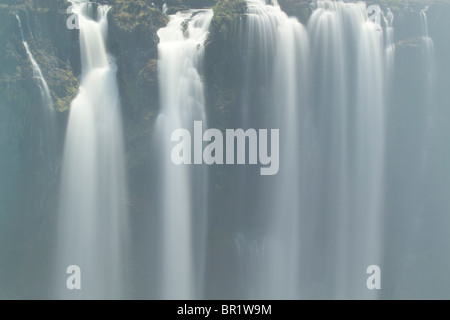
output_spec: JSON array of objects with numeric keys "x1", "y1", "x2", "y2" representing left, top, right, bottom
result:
[
  {"x1": 52, "y1": 72, "x2": 78, "y2": 113},
  {"x1": 111, "y1": 0, "x2": 168, "y2": 33},
  {"x1": 278, "y1": 0, "x2": 311, "y2": 23},
  {"x1": 210, "y1": 0, "x2": 246, "y2": 42}
]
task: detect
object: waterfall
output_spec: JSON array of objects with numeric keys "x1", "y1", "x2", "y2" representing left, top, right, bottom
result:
[
  {"x1": 237, "y1": 0, "x2": 309, "y2": 299},
  {"x1": 56, "y1": 2, "x2": 128, "y2": 299},
  {"x1": 16, "y1": 14, "x2": 55, "y2": 167},
  {"x1": 420, "y1": 6, "x2": 434, "y2": 90},
  {"x1": 235, "y1": 0, "x2": 391, "y2": 299},
  {"x1": 420, "y1": 7, "x2": 435, "y2": 100},
  {"x1": 418, "y1": 6, "x2": 436, "y2": 270},
  {"x1": 384, "y1": 8, "x2": 395, "y2": 83},
  {"x1": 418, "y1": 6, "x2": 435, "y2": 200},
  {"x1": 155, "y1": 9, "x2": 213, "y2": 299},
  {"x1": 16, "y1": 15, "x2": 53, "y2": 111},
  {"x1": 306, "y1": 0, "x2": 388, "y2": 299},
  {"x1": 269, "y1": 12, "x2": 309, "y2": 300}
]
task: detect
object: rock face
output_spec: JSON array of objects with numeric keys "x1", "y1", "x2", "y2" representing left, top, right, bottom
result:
[
  {"x1": 204, "y1": 0, "x2": 247, "y2": 297},
  {"x1": 108, "y1": 0, "x2": 167, "y2": 171},
  {"x1": 278, "y1": 0, "x2": 311, "y2": 23},
  {"x1": 0, "y1": 0, "x2": 79, "y2": 113},
  {"x1": 206, "y1": 0, "x2": 246, "y2": 128}
]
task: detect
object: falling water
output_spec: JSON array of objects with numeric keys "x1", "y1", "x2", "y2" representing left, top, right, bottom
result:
[
  {"x1": 354, "y1": 5, "x2": 386, "y2": 300},
  {"x1": 304, "y1": 0, "x2": 385, "y2": 299},
  {"x1": 235, "y1": 0, "x2": 390, "y2": 299},
  {"x1": 56, "y1": 2, "x2": 128, "y2": 299},
  {"x1": 156, "y1": 9, "x2": 213, "y2": 299},
  {"x1": 384, "y1": 8, "x2": 395, "y2": 83},
  {"x1": 305, "y1": 0, "x2": 350, "y2": 299},
  {"x1": 418, "y1": 6, "x2": 436, "y2": 261},
  {"x1": 420, "y1": 7, "x2": 435, "y2": 98},
  {"x1": 236, "y1": 0, "x2": 309, "y2": 299},
  {"x1": 269, "y1": 14, "x2": 309, "y2": 300},
  {"x1": 16, "y1": 15, "x2": 54, "y2": 111},
  {"x1": 16, "y1": 14, "x2": 56, "y2": 167},
  {"x1": 307, "y1": 0, "x2": 387, "y2": 299},
  {"x1": 418, "y1": 7, "x2": 435, "y2": 190}
]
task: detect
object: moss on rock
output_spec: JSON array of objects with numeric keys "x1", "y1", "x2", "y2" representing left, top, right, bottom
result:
[
  {"x1": 109, "y1": 0, "x2": 166, "y2": 121},
  {"x1": 278, "y1": 0, "x2": 311, "y2": 23},
  {"x1": 50, "y1": 68, "x2": 78, "y2": 112},
  {"x1": 210, "y1": 0, "x2": 246, "y2": 42}
]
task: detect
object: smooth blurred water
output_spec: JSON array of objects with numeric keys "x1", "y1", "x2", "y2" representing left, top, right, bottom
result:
[
  {"x1": 155, "y1": 9, "x2": 213, "y2": 299},
  {"x1": 56, "y1": 2, "x2": 128, "y2": 299},
  {"x1": 236, "y1": 0, "x2": 309, "y2": 299},
  {"x1": 16, "y1": 14, "x2": 56, "y2": 168},
  {"x1": 16, "y1": 15, "x2": 53, "y2": 112},
  {"x1": 233, "y1": 0, "x2": 392, "y2": 299}
]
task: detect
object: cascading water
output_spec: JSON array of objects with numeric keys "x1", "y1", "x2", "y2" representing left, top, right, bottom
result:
[
  {"x1": 16, "y1": 15, "x2": 53, "y2": 111},
  {"x1": 236, "y1": 0, "x2": 309, "y2": 299},
  {"x1": 155, "y1": 9, "x2": 213, "y2": 299},
  {"x1": 354, "y1": 5, "x2": 386, "y2": 300},
  {"x1": 56, "y1": 2, "x2": 128, "y2": 299},
  {"x1": 16, "y1": 14, "x2": 55, "y2": 167},
  {"x1": 384, "y1": 8, "x2": 395, "y2": 84},
  {"x1": 236, "y1": 0, "x2": 392, "y2": 299},
  {"x1": 269, "y1": 14, "x2": 309, "y2": 300},
  {"x1": 419, "y1": 6, "x2": 435, "y2": 165},
  {"x1": 417, "y1": 6, "x2": 435, "y2": 206},
  {"x1": 306, "y1": 0, "x2": 388, "y2": 299},
  {"x1": 420, "y1": 6, "x2": 435, "y2": 85},
  {"x1": 416, "y1": 7, "x2": 436, "y2": 277}
]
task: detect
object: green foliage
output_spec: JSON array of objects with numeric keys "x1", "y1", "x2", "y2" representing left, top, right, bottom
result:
[
  {"x1": 48, "y1": 69, "x2": 78, "y2": 112},
  {"x1": 277, "y1": 0, "x2": 311, "y2": 23},
  {"x1": 111, "y1": 0, "x2": 168, "y2": 33},
  {"x1": 210, "y1": 0, "x2": 246, "y2": 42},
  {"x1": 53, "y1": 85, "x2": 77, "y2": 112}
]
